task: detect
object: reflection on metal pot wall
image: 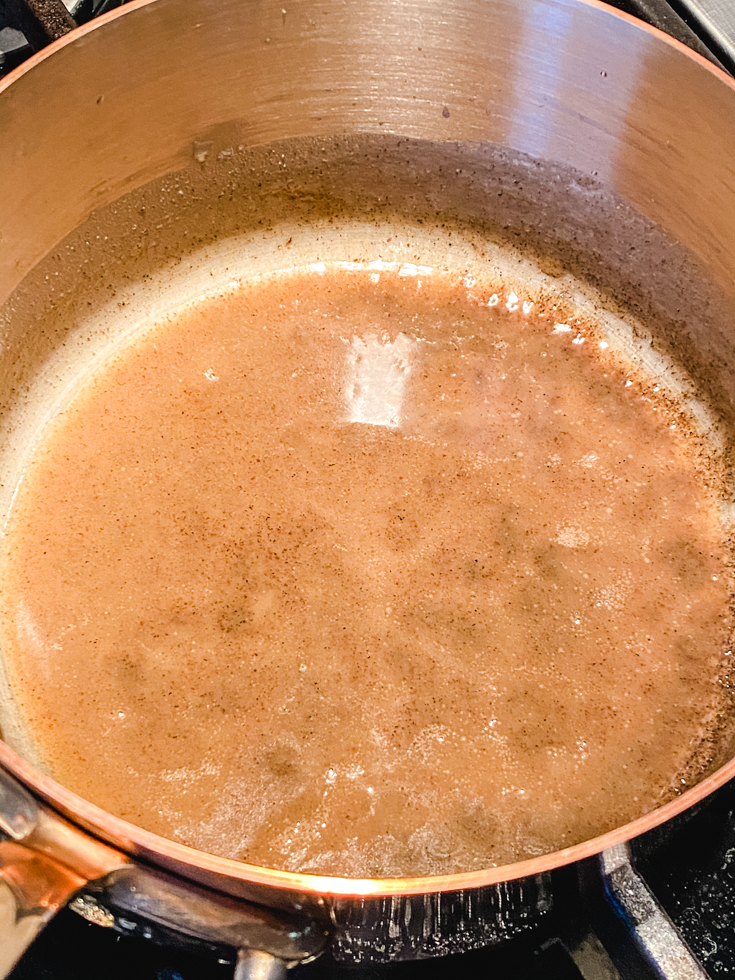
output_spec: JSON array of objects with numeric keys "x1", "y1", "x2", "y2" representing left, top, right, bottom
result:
[{"x1": 504, "y1": 0, "x2": 643, "y2": 182}]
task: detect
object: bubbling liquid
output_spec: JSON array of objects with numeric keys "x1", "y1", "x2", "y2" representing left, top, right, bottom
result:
[{"x1": 2, "y1": 265, "x2": 733, "y2": 877}]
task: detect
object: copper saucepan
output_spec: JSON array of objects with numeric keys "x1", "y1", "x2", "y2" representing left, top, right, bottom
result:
[{"x1": 2, "y1": 0, "x2": 735, "y2": 975}]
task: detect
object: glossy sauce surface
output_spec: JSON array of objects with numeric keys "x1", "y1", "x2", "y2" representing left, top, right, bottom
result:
[{"x1": 3, "y1": 267, "x2": 732, "y2": 876}]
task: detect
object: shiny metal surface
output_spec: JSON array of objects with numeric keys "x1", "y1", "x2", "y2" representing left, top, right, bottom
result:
[
  {"x1": 79, "y1": 865, "x2": 329, "y2": 962},
  {"x1": 0, "y1": 777, "x2": 125, "y2": 977},
  {"x1": 0, "y1": 0, "x2": 733, "y2": 303},
  {"x1": 0, "y1": 768, "x2": 38, "y2": 841},
  {"x1": 0, "y1": 840, "x2": 86, "y2": 977},
  {"x1": 600, "y1": 844, "x2": 708, "y2": 979},
  {"x1": 2, "y1": 0, "x2": 735, "y2": 966},
  {"x1": 235, "y1": 950, "x2": 288, "y2": 980},
  {"x1": 674, "y1": 0, "x2": 735, "y2": 68}
]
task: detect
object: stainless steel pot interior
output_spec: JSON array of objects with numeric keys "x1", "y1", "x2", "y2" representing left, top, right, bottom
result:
[{"x1": 2, "y1": 0, "x2": 735, "y2": 931}]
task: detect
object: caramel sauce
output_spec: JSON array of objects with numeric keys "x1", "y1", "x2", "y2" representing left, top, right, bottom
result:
[{"x1": 3, "y1": 267, "x2": 732, "y2": 876}]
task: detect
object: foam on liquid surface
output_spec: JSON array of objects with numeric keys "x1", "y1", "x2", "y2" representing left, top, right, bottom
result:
[{"x1": 2, "y1": 265, "x2": 733, "y2": 876}]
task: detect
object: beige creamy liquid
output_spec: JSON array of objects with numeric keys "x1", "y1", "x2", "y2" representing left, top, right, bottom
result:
[{"x1": 2, "y1": 267, "x2": 733, "y2": 877}]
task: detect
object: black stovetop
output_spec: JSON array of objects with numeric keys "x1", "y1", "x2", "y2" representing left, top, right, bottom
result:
[
  {"x1": 7, "y1": 908, "x2": 586, "y2": 980},
  {"x1": 3, "y1": 0, "x2": 735, "y2": 977}
]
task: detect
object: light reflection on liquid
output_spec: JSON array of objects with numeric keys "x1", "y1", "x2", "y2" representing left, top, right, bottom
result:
[{"x1": 343, "y1": 333, "x2": 417, "y2": 429}]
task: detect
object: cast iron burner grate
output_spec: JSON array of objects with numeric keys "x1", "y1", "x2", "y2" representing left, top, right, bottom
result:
[
  {"x1": 0, "y1": 0, "x2": 126, "y2": 74},
  {"x1": 2, "y1": 0, "x2": 735, "y2": 977}
]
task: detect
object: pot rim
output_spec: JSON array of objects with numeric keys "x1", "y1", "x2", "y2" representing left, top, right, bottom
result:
[
  {"x1": 2, "y1": 0, "x2": 735, "y2": 901},
  {"x1": 2, "y1": 736, "x2": 735, "y2": 896}
]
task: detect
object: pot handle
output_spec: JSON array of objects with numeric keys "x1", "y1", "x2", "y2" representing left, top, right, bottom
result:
[
  {"x1": 73, "y1": 862, "x2": 330, "y2": 975},
  {"x1": 0, "y1": 767, "x2": 127, "y2": 977},
  {"x1": 0, "y1": 768, "x2": 330, "y2": 977},
  {"x1": 0, "y1": 838, "x2": 88, "y2": 976}
]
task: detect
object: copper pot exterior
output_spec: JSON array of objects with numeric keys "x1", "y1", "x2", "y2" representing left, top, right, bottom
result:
[{"x1": 2, "y1": 0, "x2": 735, "y2": 961}]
